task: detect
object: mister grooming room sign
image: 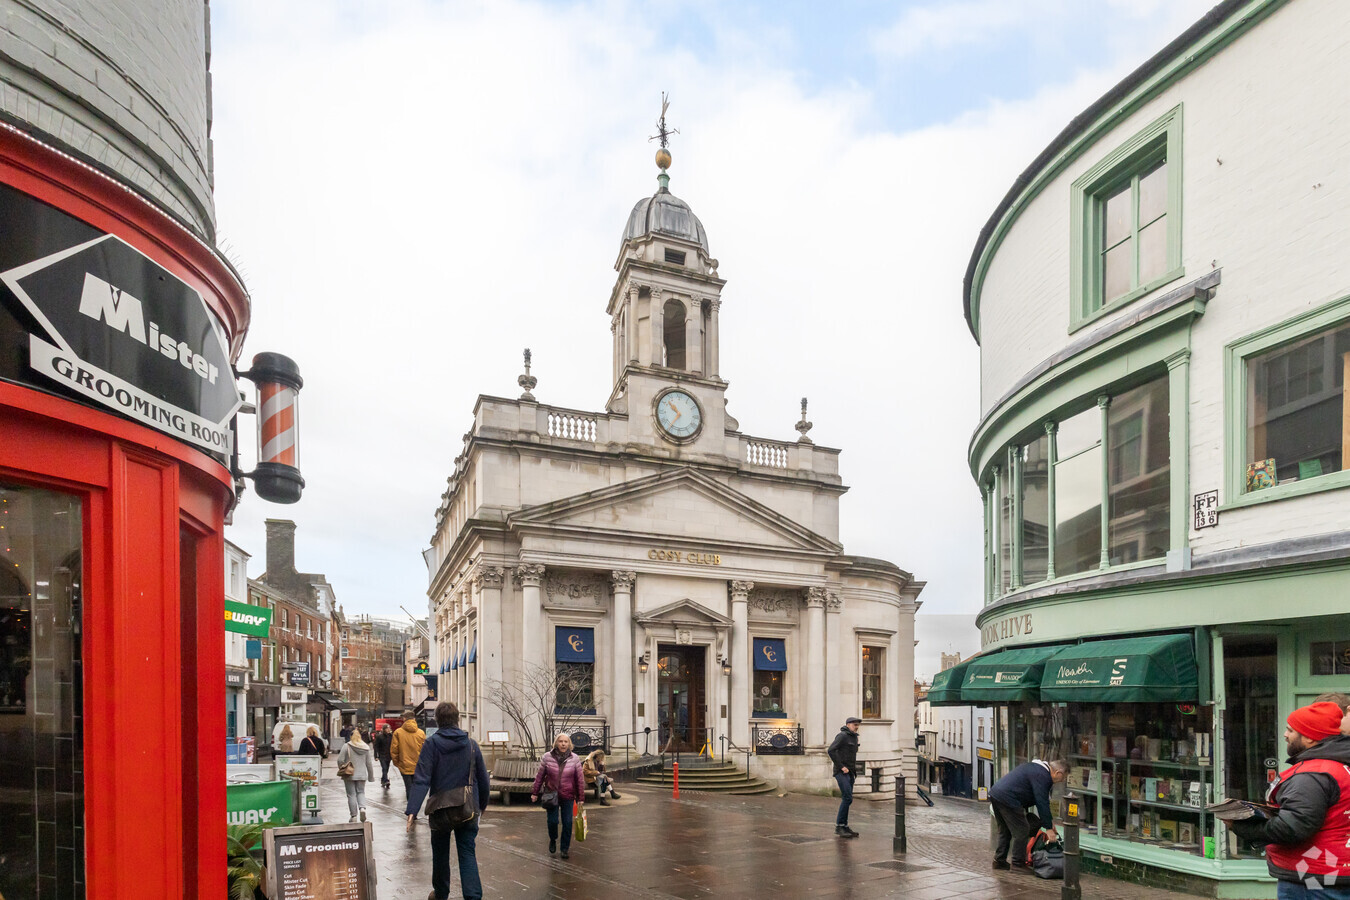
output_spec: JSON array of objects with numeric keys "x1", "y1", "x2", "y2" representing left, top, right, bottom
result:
[{"x1": 264, "y1": 822, "x2": 377, "y2": 900}]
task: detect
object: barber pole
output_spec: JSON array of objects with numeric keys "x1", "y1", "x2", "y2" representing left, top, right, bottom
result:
[{"x1": 239, "y1": 352, "x2": 306, "y2": 503}]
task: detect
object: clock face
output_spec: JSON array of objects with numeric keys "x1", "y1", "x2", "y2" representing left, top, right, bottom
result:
[{"x1": 656, "y1": 389, "x2": 701, "y2": 439}]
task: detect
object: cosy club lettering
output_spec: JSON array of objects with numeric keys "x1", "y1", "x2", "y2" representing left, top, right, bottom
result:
[
  {"x1": 648, "y1": 548, "x2": 721, "y2": 566},
  {"x1": 982, "y1": 613, "x2": 1033, "y2": 645}
]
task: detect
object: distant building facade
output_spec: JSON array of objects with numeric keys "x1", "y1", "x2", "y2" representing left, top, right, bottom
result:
[{"x1": 424, "y1": 147, "x2": 924, "y2": 794}]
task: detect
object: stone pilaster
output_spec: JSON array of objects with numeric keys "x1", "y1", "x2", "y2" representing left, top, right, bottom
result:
[
  {"x1": 729, "y1": 580, "x2": 754, "y2": 747},
  {"x1": 611, "y1": 571, "x2": 637, "y2": 740},
  {"x1": 805, "y1": 587, "x2": 827, "y2": 747}
]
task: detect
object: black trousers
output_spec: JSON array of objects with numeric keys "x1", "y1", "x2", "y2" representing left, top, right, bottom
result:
[{"x1": 992, "y1": 801, "x2": 1033, "y2": 865}]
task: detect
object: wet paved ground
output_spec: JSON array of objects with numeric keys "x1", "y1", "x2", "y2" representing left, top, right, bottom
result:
[{"x1": 313, "y1": 760, "x2": 1192, "y2": 899}]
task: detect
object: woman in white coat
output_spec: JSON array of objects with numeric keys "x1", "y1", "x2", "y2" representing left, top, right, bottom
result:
[{"x1": 336, "y1": 726, "x2": 375, "y2": 822}]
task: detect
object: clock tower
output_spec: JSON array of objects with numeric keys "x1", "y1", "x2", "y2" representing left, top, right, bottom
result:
[{"x1": 605, "y1": 133, "x2": 733, "y2": 455}]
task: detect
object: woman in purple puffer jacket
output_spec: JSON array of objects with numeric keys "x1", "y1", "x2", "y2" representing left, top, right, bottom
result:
[{"x1": 531, "y1": 734, "x2": 587, "y2": 858}]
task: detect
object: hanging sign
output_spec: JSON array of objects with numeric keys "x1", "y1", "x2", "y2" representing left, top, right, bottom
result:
[
  {"x1": 263, "y1": 822, "x2": 378, "y2": 900},
  {"x1": 226, "y1": 599, "x2": 272, "y2": 636},
  {"x1": 226, "y1": 779, "x2": 295, "y2": 827},
  {"x1": 0, "y1": 185, "x2": 240, "y2": 456}
]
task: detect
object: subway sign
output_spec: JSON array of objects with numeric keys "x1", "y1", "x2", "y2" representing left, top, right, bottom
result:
[{"x1": 226, "y1": 600, "x2": 272, "y2": 637}]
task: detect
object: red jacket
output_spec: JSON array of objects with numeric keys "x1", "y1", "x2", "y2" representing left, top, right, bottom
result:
[
  {"x1": 1265, "y1": 757, "x2": 1350, "y2": 886},
  {"x1": 532, "y1": 751, "x2": 586, "y2": 802}
]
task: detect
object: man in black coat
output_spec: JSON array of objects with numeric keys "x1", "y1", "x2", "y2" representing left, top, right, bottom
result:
[
  {"x1": 989, "y1": 759, "x2": 1066, "y2": 870},
  {"x1": 373, "y1": 723, "x2": 394, "y2": 788},
  {"x1": 827, "y1": 717, "x2": 862, "y2": 838},
  {"x1": 407, "y1": 702, "x2": 489, "y2": 900}
]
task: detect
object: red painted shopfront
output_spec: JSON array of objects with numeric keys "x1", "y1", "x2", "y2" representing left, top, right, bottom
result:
[{"x1": 0, "y1": 122, "x2": 249, "y2": 898}]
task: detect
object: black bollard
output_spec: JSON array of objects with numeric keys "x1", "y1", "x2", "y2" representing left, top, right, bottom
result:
[
  {"x1": 893, "y1": 775, "x2": 907, "y2": 854},
  {"x1": 1061, "y1": 790, "x2": 1081, "y2": 900}
]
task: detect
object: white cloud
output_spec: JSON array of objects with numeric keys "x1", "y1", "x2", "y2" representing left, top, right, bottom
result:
[
  {"x1": 211, "y1": 0, "x2": 1202, "y2": 630},
  {"x1": 870, "y1": 0, "x2": 1063, "y2": 61}
]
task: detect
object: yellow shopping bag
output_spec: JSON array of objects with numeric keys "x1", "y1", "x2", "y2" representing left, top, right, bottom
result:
[{"x1": 573, "y1": 803, "x2": 588, "y2": 842}]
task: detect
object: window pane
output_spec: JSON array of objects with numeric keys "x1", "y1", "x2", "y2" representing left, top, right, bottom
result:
[
  {"x1": 1020, "y1": 436, "x2": 1050, "y2": 583},
  {"x1": 998, "y1": 469, "x2": 1012, "y2": 594},
  {"x1": 1137, "y1": 217, "x2": 1167, "y2": 285},
  {"x1": 1138, "y1": 160, "x2": 1167, "y2": 224},
  {"x1": 1057, "y1": 406, "x2": 1100, "y2": 459},
  {"x1": 1103, "y1": 183, "x2": 1132, "y2": 248},
  {"x1": 862, "y1": 647, "x2": 883, "y2": 719},
  {"x1": 0, "y1": 483, "x2": 84, "y2": 899},
  {"x1": 1108, "y1": 377, "x2": 1170, "y2": 564},
  {"x1": 753, "y1": 669, "x2": 784, "y2": 717},
  {"x1": 1223, "y1": 635, "x2": 1278, "y2": 858},
  {"x1": 1246, "y1": 322, "x2": 1350, "y2": 488},
  {"x1": 1055, "y1": 409, "x2": 1102, "y2": 576},
  {"x1": 1102, "y1": 240, "x2": 1132, "y2": 304}
]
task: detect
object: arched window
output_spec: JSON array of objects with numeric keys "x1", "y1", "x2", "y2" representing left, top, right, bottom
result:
[{"x1": 663, "y1": 299, "x2": 686, "y2": 369}]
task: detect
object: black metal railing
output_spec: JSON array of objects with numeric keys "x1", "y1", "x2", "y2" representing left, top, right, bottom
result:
[
  {"x1": 751, "y1": 724, "x2": 804, "y2": 755},
  {"x1": 720, "y1": 734, "x2": 752, "y2": 783},
  {"x1": 657, "y1": 727, "x2": 716, "y2": 784},
  {"x1": 603, "y1": 727, "x2": 659, "y2": 776},
  {"x1": 544, "y1": 720, "x2": 608, "y2": 754}
]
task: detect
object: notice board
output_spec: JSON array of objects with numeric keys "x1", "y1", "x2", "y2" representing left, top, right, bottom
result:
[{"x1": 263, "y1": 821, "x2": 377, "y2": 899}]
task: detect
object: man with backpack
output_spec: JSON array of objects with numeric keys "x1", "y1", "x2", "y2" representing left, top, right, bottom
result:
[
  {"x1": 406, "y1": 702, "x2": 489, "y2": 900},
  {"x1": 989, "y1": 758, "x2": 1067, "y2": 871}
]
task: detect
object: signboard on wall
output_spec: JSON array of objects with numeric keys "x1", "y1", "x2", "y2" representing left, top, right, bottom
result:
[
  {"x1": 263, "y1": 822, "x2": 378, "y2": 900},
  {"x1": 288, "y1": 661, "x2": 311, "y2": 686},
  {"x1": 226, "y1": 600, "x2": 272, "y2": 636},
  {"x1": 226, "y1": 780, "x2": 295, "y2": 827},
  {"x1": 0, "y1": 185, "x2": 241, "y2": 456}
]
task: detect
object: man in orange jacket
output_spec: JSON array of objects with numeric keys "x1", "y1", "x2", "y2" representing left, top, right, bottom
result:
[{"x1": 391, "y1": 715, "x2": 427, "y2": 822}]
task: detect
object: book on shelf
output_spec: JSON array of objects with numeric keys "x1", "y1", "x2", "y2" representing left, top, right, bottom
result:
[{"x1": 1206, "y1": 798, "x2": 1276, "y2": 822}]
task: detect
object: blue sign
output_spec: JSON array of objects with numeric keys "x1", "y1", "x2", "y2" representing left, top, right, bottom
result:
[
  {"x1": 246, "y1": 639, "x2": 262, "y2": 660},
  {"x1": 556, "y1": 627, "x2": 594, "y2": 663},
  {"x1": 753, "y1": 638, "x2": 787, "y2": 671}
]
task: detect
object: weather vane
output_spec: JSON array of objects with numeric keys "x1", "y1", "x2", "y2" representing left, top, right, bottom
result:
[{"x1": 649, "y1": 92, "x2": 678, "y2": 172}]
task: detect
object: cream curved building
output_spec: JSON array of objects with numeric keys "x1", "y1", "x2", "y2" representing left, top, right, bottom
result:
[
  {"x1": 423, "y1": 152, "x2": 923, "y2": 794},
  {"x1": 944, "y1": 0, "x2": 1350, "y2": 895}
]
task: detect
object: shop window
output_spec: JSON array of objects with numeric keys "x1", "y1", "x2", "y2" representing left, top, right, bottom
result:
[
  {"x1": 1020, "y1": 435, "x2": 1051, "y2": 583},
  {"x1": 1108, "y1": 378, "x2": 1170, "y2": 564},
  {"x1": 752, "y1": 638, "x2": 786, "y2": 717},
  {"x1": 1311, "y1": 640, "x2": 1350, "y2": 676},
  {"x1": 862, "y1": 646, "x2": 884, "y2": 719},
  {"x1": 1070, "y1": 105, "x2": 1183, "y2": 329},
  {"x1": 1244, "y1": 319, "x2": 1350, "y2": 493},
  {"x1": 554, "y1": 627, "x2": 595, "y2": 714},
  {"x1": 1054, "y1": 407, "x2": 1103, "y2": 576},
  {"x1": 1222, "y1": 635, "x2": 1278, "y2": 859},
  {"x1": 998, "y1": 468, "x2": 1013, "y2": 592},
  {"x1": 0, "y1": 483, "x2": 84, "y2": 898}
]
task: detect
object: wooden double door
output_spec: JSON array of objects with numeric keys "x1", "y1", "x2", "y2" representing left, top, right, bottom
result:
[{"x1": 657, "y1": 645, "x2": 705, "y2": 752}]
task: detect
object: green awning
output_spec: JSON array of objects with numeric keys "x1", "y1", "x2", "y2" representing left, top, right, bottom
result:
[
  {"x1": 926, "y1": 656, "x2": 978, "y2": 706},
  {"x1": 961, "y1": 645, "x2": 1068, "y2": 702},
  {"x1": 1039, "y1": 633, "x2": 1197, "y2": 703}
]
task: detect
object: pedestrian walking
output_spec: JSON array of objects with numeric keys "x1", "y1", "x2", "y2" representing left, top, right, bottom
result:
[
  {"x1": 392, "y1": 714, "x2": 428, "y2": 821},
  {"x1": 298, "y1": 725, "x2": 327, "y2": 758},
  {"x1": 530, "y1": 734, "x2": 586, "y2": 859},
  {"x1": 1230, "y1": 701, "x2": 1350, "y2": 898},
  {"x1": 583, "y1": 749, "x2": 621, "y2": 805},
  {"x1": 374, "y1": 722, "x2": 394, "y2": 788},
  {"x1": 827, "y1": 716, "x2": 862, "y2": 838},
  {"x1": 406, "y1": 702, "x2": 489, "y2": 900},
  {"x1": 336, "y1": 726, "x2": 374, "y2": 823},
  {"x1": 989, "y1": 759, "x2": 1067, "y2": 870}
]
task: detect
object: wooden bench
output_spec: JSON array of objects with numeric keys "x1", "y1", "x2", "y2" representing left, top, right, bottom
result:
[{"x1": 489, "y1": 758, "x2": 538, "y2": 806}]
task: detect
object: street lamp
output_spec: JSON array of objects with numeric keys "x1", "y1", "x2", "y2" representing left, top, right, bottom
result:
[
  {"x1": 720, "y1": 657, "x2": 732, "y2": 676},
  {"x1": 638, "y1": 652, "x2": 650, "y2": 674}
]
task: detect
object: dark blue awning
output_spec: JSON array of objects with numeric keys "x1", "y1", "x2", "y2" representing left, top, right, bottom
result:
[
  {"x1": 467, "y1": 637, "x2": 477, "y2": 665},
  {"x1": 754, "y1": 638, "x2": 787, "y2": 671},
  {"x1": 457, "y1": 645, "x2": 467, "y2": 668},
  {"x1": 556, "y1": 627, "x2": 595, "y2": 663},
  {"x1": 451, "y1": 649, "x2": 459, "y2": 672}
]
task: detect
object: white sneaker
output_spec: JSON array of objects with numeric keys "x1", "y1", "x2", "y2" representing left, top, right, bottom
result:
[
  {"x1": 359, "y1": 808, "x2": 367, "y2": 822},
  {"x1": 349, "y1": 815, "x2": 359, "y2": 823}
]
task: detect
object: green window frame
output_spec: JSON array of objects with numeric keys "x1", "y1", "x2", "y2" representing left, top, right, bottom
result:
[
  {"x1": 1070, "y1": 105, "x2": 1184, "y2": 332},
  {"x1": 1223, "y1": 294, "x2": 1350, "y2": 509}
]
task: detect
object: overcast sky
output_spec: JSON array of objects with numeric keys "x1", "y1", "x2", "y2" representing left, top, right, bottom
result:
[{"x1": 211, "y1": 1, "x2": 1213, "y2": 646}]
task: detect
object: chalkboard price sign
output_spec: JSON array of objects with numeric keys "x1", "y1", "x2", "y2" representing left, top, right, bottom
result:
[{"x1": 263, "y1": 822, "x2": 378, "y2": 900}]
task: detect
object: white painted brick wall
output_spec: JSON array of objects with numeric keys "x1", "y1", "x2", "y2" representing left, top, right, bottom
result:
[
  {"x1": 977, "y1": 0, "x2": 1350, "y2": 558},
  {"x1": 0, "y1": 0, "x2": 214, "y2": 237}
]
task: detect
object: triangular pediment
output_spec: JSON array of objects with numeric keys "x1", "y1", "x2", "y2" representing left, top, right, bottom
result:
[
  {"x1": 635, "y1": 598, "x2": 733, "y2": 628},
  {"x1": 507, "y1": 468, "x2": 841, "y2": 553}
]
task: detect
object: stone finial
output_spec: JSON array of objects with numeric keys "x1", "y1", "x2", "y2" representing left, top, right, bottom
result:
[
  {"x1": 518, "y1": 347, "x2": 537, "y2": 401},
  {"x1": 795, "y1": 397, "x2": 814, "y2": 443}
]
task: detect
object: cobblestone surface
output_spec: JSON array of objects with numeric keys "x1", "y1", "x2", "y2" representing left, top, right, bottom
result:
[{"x1": 310, "y1": 758, "x2": 1197, "y2": 899}]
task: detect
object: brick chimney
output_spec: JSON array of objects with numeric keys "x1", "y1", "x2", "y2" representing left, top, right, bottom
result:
[{"x1": 264, "y1": 518, "x2": 298, "y2": 580}]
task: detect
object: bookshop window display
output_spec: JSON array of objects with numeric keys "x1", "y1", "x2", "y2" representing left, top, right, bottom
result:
[{"x1": 1000, "y1": 701, "x2": 1216, "y2": 856}]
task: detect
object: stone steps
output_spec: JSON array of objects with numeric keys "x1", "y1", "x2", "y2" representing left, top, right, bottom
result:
[{"x1": 636, "y1": 761, "x2": 777, "y2": 795}]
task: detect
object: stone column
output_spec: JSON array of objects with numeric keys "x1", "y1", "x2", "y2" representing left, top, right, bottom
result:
[
  {"x1": 626, "y1": 291, "x2": 638, "y2": 364},
  {"x1": 516, "y1": 564, "x2": 546, "y2": 672},
  {"x1": 707, "y1": 300, "x2": 721, "y2": 377},
  {"x1": 685, "y1": 299, "x2": 703, "y2": 374},
  {"x1": 611, "y1": 571, "x2": 637, "y2": 741},
  {"x1": 805, "y1": 587, "x2": 827, "y2": 747},
  {"x1": 474, "y1": 567, "x2": 506, "y2": 735},
  {"x1": 650, "y1": 288, "x2": 664, "y2": 366},
  {"x1": 729, "y1": 580, "x2": 753, "y2": 747}
]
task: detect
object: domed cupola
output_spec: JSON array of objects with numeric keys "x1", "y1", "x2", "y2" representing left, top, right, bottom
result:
[{"x1": 622, "y1": 178, "x2": 710, "y2": 254}]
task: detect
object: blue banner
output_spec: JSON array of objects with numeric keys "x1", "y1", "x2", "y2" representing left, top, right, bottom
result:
[
  {"x1": 556, "y1": 627, "x2": 595, "y2": 663},
  {"x1": 754, "y1": 638, "x2": 787, "y2": 671},
  {"x1": 246, "y1": 639, "x2": 261, "y2": 660}
]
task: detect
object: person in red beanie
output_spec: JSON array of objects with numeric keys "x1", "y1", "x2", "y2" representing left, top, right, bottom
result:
[{"x1": 1231, "y1": 701, "x2": 1350, "y2": 898}]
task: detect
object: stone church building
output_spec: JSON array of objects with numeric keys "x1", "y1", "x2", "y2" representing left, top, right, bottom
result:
[{"x1": 424, "y1": 149, "x2": 923, "y2": 793}]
